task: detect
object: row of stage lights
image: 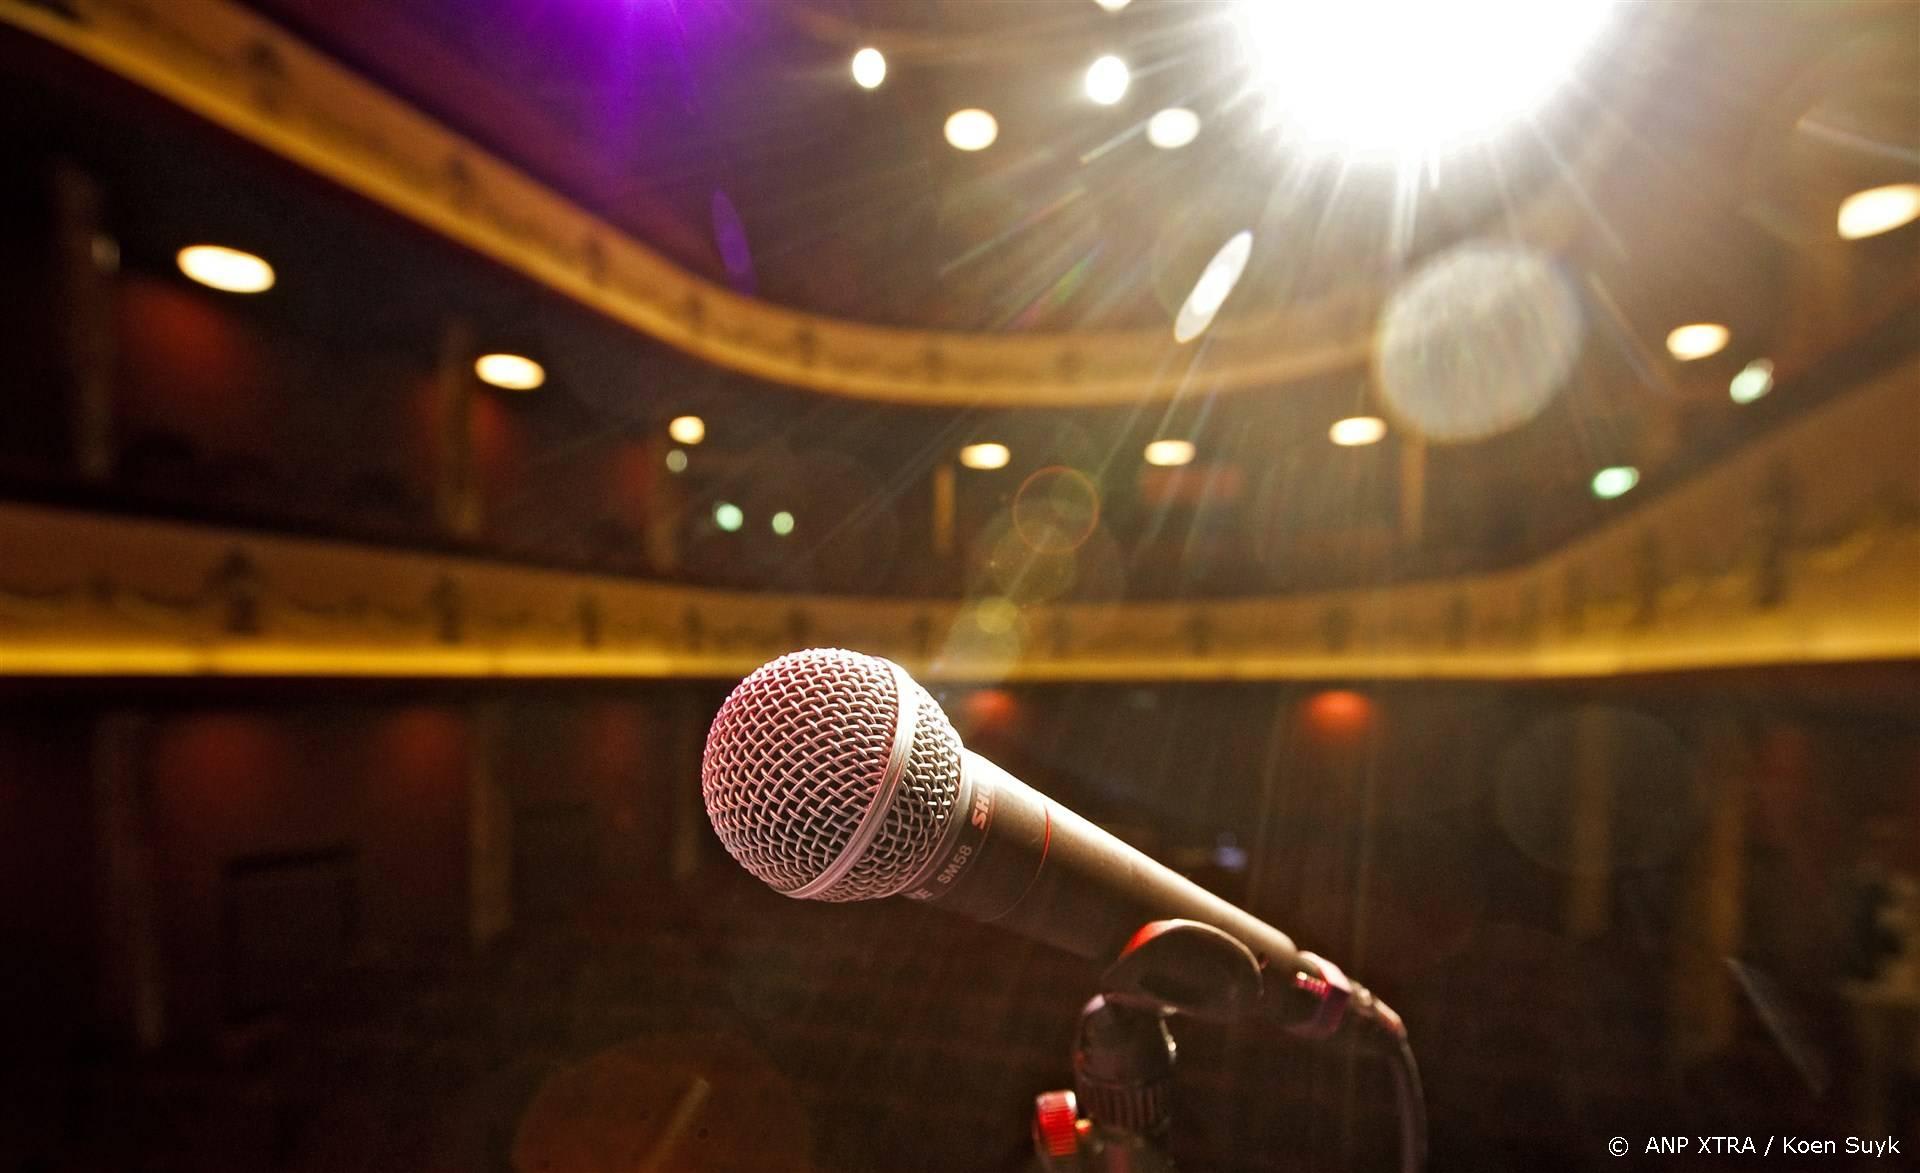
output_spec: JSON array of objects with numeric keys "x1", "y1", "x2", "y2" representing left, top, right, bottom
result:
[
  {"x1": 174, "y1": 165, "x2": 1916, "y2": 507},
  {"x1": 851, "y1": 45, "x2": 1199, "y2": 155}
]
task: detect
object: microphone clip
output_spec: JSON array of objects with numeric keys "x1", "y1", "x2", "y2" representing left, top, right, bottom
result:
[{"x1": 1032, "y1": 920, "x2": 1264, "y2": 1172}]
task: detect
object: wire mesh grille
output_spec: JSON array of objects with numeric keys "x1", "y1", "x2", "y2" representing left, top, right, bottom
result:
[{"x1": 701, "y1": 649, "x2": 963, "y2": 902}]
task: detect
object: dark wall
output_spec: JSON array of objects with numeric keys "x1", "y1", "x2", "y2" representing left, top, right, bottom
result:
[{"x1": 1, "y1": 672, "x2": 1916, "y2": 1170}]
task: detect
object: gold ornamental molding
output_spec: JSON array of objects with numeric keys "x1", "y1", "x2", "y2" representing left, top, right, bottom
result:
[
  {"x1": 0, "y1": 0, "x2": 1597, "y2": 407},
  {"x1": 2, "y1": 357, "x2": 1915, "y2": 681}
]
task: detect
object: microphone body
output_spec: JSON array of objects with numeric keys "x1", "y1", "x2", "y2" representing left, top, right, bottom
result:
[
  {"x1": 901, "y1": 749, "x2": 1305, "y2": 980},
  {"x1": 700, "y1": 649, "x2": 1401, "y2": 1043}
]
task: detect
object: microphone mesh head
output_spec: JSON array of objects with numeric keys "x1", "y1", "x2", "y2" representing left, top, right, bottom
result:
[{"x1": 701, "y1": 649, "x2": 964, "y2": 902}]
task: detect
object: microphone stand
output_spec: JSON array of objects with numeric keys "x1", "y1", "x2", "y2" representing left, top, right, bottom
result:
[
  {"x1": 1030, "y1": 920, "x2": 1427, "y2": 1173},
  {"x1": 1030, "y1": 920, "x2": 1263, "y2": 1173}
]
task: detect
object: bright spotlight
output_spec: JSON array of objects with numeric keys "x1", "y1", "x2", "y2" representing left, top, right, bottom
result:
[
  {"x1": 1174, "y1": 230, "x2": 1253, "y2": 343},
  {"x1": 959, "y1": 442, "x2": 1011, "y2": 470},
  {"x1": 668, "y1": 414, "x2": 706, "y2": 445},
  {"x1": 770, "y1": 510, "x2": 796, "y2": 536},
  {"x1": 1147, "y1": 108, "x2": 1201, "y2": 149},
  {"x1": 177, "y1": 245, "x2": 274, "y2": 293},
  {"x1": 1085, "y1": 56, "x2": 1130, "y2": 106},
  {"x1": 851, "y1": 47, "x2": 886, "y2": 90},
  {"x1": 1591, "y1": 465, "x2": 1638, "y2": 500},
  {"x1": 1143, "y1": 439, "x2": 1196, "y2": 467},
  {"x1": 1329, "y1": 416, "x2": 1387, "y2": 447},
  {"x1": 1729, "y1": 359, "x2": 1774, "y2": 405},
  {"x1": 713, "y1": 502, "x2": 744, "y2": 532},
  {"x1": 1092, "y1": 0, "x2": 1132, "y2": 11},
  {"x1": 1232, "y1": 0, "x2": 1618, "y2": 159},
  {"x1": 474, "y1": 353, "x2": 545, "y2": 391},
  {"x1": 1837, "y1": 183, "x2": 1920, "y2": 241},
  {"x1": 945, "y1": 109, "x2": 998, "y2": 151},
  {"x1": 1666, "y1": 323, "x2": 1729, "y2": 362}
]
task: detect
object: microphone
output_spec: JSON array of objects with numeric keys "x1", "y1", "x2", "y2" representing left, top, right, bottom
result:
[{"x1": 700, "y1": 648, "x2": 1405, "y2": 1047}]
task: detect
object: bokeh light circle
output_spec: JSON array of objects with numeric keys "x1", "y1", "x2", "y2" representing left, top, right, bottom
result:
[
  {"x1": 1011, "y1": 467, "x2": 1101, "y2": 554},
  {"x1": 1375, "y1": 243, "x2": 1584, "y2": 443},
  {"x1": 1495, "y1": 707, "x2": 1701, "y2": 874}
]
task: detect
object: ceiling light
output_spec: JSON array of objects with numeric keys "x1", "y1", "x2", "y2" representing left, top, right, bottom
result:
[
  {"x1": 1147, "y1": 107, "x2": 1201, "y2": 149},
  {"x1": 1837, "y1": 183, "x2": 1920, "y2": 241},
  {"x1": 1174, "y1": 230, "x2": 1253, "y2": 343},
  {"x1": 1591, "y1": 465, "x2": 1638, "y2": 500},
  {"x1": 714, "y1": 502, "x2": 744, "y2": 532},
  {"x1": 959, "y1": 442, "x2": 1011, "y2": 470},
  {"x1": 771, "y1": 511, "x2": 796, "y2": 536},
  {"x1": 1143, "y1": 439, "x2": 1197, "y2": 467},
  {"x1": 668, "y1": 414, "x2": 706, "y2": 445},
  {"x1": 1232, "y1": 0, "x2": 1617, "y2": 160},
  {"x1": 1092, "y1": 0, "x2": 1132, "y2": 11},
  {"x1": 1085, "y1": 56, "x2": 1130, "y2": 106},
  {"x1": 176, "y1": 244, "x2": 274, "y2": 293},
  {"x1": 945, "y1": 109, "x2": 998, "y2": 151},
  {"x1": 474, "y1": 353, "x2": 545, "y2": 391},
  {"x1": 851, "y1": 47, "x2": 886, "y2": 90},
  {"x1": 1729, "y1": 359, "x2": 1774, "y2": 405},
  {"x1": 665, "y1": 448, "x2": 689, "y2": 474},
  {"x1": 1665, "y1": 323, "x2": 1729, "y2": 362},
  {"x1": 1330, "y1": 416, "x2": 1388, "y2": 446}
]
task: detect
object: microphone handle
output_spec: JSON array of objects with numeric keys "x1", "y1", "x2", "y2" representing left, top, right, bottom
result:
[{"x1": 903, "y1": 751, "x2": 1311, "y2": 986}]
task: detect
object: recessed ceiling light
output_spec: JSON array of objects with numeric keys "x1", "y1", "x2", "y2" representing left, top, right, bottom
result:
[
  {"x1": 771, "y1": 510, "x2": 796, "y2": 536},
  {"x1": 1329, "y1": 416, "x2": 1388, "y2": 446},
  {"x1": 1085, "y1": 55, "x2": 1130, "y2": 106},
  {"x1": 474, "y1": 353, "x2": 545, "y2": 391},
  {"x1": 1143, "y1": 439, "x2": 1197, "y2": 467},
  {"x1": 177, "y1": 244, "x2": 274, "y2": 293},
  {"x1": 851, "y1": 47, "x2": 886, "y2": 90},
  {"x1": 959, "y1": 442, "x2": 1010, "y2": 470},
  {"x1": 714, "y1": 502, "x2": 744, "y2": 532},
  {"x1": 669, "y1": 415, "x2": 706, "y2": 445},
  {"x1": 1147, "y1": 108, "x2": 1201, "y2": 149},
  {"x1": 945, "y1": 108, "x2": 998, "y2": 151},
  {"x1": 1591, "y1": 465, "x2": 1639, "y2": 499},
  {"x1": 664, "y1": 448, "x2": 689, "y2": 474},
  {"x1": 1173, "y1": 230, "x2": 1253, "y2": 343},
  {"x1": 1092, "y1": 0, "x2": 1132, "y2": 11},
  {"x1": 1729, "y1": 358, "x2": 1774, "y2": 405},
  {"x1": 1665, "y1": 323, "x2": 1729, "y2": 362},
  {"x1": 1837, "y1": 183, "x2": 1920, "y2": 241}
]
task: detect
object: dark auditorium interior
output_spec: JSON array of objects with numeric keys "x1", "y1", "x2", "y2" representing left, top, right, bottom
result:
[{"x1": 1, "y1": 0, "x2": 1917, "y2": 1170}]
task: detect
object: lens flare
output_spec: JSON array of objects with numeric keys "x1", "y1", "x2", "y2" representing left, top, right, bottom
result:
[
  {"x1": 1174, "y1": 230, "x2": 1253, "y2": 343},
  {"x1": 1375, "y1": 243, "x2": 1583, "y2": 442},
  {"x1": 1012, "y1": 467, "x2": 1101, "y2": 554}
]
